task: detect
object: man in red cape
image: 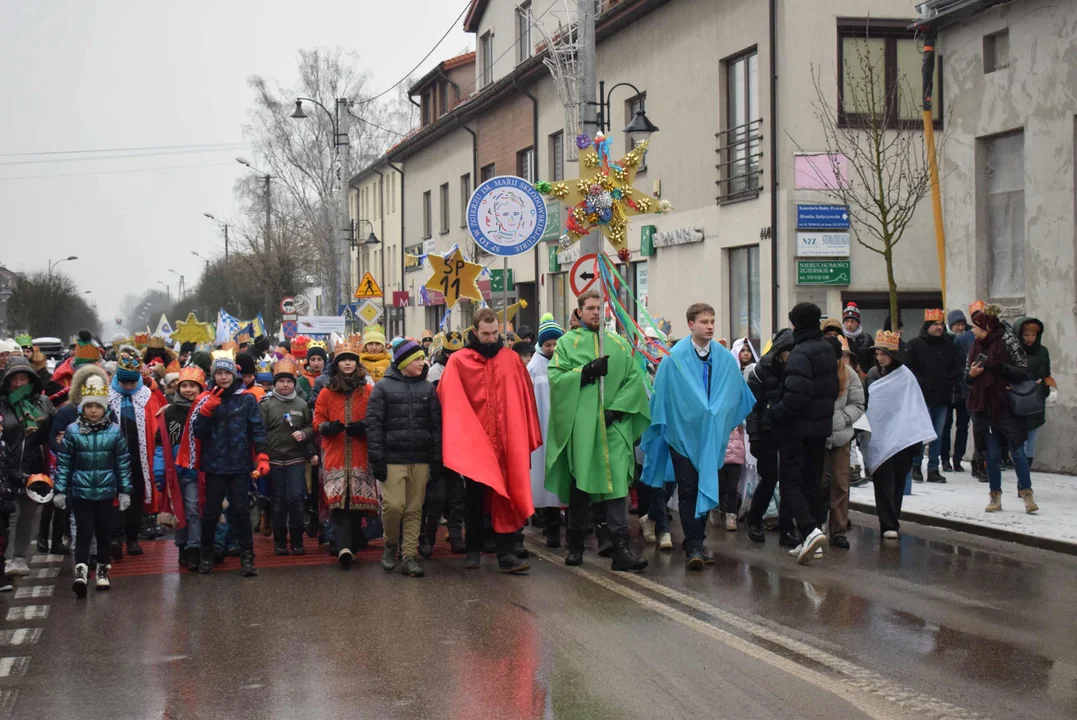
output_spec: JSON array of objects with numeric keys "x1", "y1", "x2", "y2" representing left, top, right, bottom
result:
[{"x1": 438, "y1": 308, "x2": 541, "y2": 573}]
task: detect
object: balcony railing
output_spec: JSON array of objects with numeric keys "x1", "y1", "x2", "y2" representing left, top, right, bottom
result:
[{"x1": 715, "y1": 118, "x2": 764, "y2": 203}]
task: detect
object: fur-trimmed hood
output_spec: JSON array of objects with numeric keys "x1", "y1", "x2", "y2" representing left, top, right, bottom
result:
[{"x1": 70, "y1": 364, "x2": 109, "y2": 406}]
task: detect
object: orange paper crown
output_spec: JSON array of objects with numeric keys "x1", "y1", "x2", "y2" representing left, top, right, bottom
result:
[
  {"x1": 177, "y1": 365, "x2": 206, "y2": 388},
  {"x1": 924, "y1": 308, "x2": 945, "y2": 323},
  {"x1": 291, "y1": 335, "x2": 310, "y2": 359},
  {"x1": 968, "y1": 300, "x2": 999, "y2": 318},
  {"x1": 132, "y1": 332, "x2": 150, "y2": 348},
  {"x1": 273, "y1": 356, "x2": 300, "y2": 378},
  {"x1": 165, "y1": 359, "x2": 182, "y2": 374},
  {"x1": 873, "y1": 330, "x2": 901, "y2": 352},
  {"x1": 235, "y1": 333, "x2": 252, "y2": 345},
  {"x1": 74, "y1": 341, "x2": 103, "y2": 364},
  {"x1": 334, "y1": 338, "x2": 363, "y2": 360}
]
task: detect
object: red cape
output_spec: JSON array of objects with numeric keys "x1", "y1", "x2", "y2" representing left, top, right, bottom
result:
[{"x1": 438, "y1": 347, "x2": 541, "y2": 533}]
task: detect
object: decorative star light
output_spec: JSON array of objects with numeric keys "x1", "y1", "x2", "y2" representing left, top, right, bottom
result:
[
  {"x1": 170, "y1": 312, "x2": 216, "y2": 345},
  {"x1": 424, "y1": 248, "x2": 484, "y2": 308}
]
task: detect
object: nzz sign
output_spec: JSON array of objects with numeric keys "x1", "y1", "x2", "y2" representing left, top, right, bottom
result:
[{"x1": 796, "y1": 231, "x2": 850, "y2": 257}]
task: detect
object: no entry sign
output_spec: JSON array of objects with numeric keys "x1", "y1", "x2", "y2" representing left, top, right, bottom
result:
[{"x1": 570, "y1": 253, "x2": 599, "y2": 296}]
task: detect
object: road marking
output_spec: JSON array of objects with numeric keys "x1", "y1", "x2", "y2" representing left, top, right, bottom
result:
[
  {"x1": 13, "y1": 586, "x2": 53, "y2": 600},
  {"x1": 0, "y1": 658, "x2": 29, "y2": 679},
  {"x1": 27, "y1": 568, "x2": 59, "y2": 580},
  {"x1": 0, "y1": 630, "x2": 41, "y2": 647},
  {"x1": 4, "y1": 606, "x2": 48, "y2": 622},
  {"x1": 28, "y1": 555, "x2": 64, "y2": 566},
  {"x1": 0, "y1": 689, "x2": 16, "y2": 718},
  {"x1": 528, "y1": 545, "x2": 985, "y2": 720}
]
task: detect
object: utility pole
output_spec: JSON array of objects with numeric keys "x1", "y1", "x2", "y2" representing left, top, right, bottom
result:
[
  {"x1": 224, "y1": 224, "x2": 230, "y2": 260},
  {"x1": 264, "y1": 174, "x2": 272, "y2": 254},
  {"x1": 337, "y1": 98, "x2": 352, "y2": 307}
]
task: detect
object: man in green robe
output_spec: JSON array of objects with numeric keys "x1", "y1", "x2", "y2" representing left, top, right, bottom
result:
[{"x1": 545, "y1": 290, "x2": 650, "y2": 572}]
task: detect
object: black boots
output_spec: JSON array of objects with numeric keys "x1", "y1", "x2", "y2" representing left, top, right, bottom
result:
[
  {"x1": 186, "y1": 547, "x2": 200, "y2": 571},
  {"x1": 290, "y1": 529, "x2": 305, "y2": 556},
  {"x1": 565, "y1": 529, "x2": 584, "y2": 566},
  {"x1": 240, "y1": 551, "x2": 257, "y2": 577},
  {"x1": 513, "y1": 531, "x2": 529, "y2": 559},
  {"x1": 274, "y1": 531, "x2": 289, "y2": 556},
  {"x1": 543, "y1": 509, "x2": 562, "y2": 548},
  {"x1": 595, "y1": 522, "x2": 614, "y2": 558},
  {"x1": 198, "y1": 548, "x2": 213, "y2": 574},
  {"x1": 496, "y1": 533, "x2": 529, "y2": 573},
  {"x1": 610, "y1": 530, "x2": 647, "y2": 572},
  {"x1": 746, "y1": 522, "x2": 765, "y2": 543}
]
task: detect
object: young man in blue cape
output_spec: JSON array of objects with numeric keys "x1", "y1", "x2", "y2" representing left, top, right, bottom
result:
[{"x1": 640, "y1": 303, "x2": 755, "y2": 570}]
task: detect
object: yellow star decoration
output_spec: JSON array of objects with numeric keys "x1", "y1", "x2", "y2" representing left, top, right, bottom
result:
[
  {"x1": 537, "y1": 133, "x2": 656, "y2": 253},
  {"x1": 424, "y1": 248, "x2": 484, "y2": 308},
  {"x1": 170, "y1": 312, "x2": 216, "y2": 346}
]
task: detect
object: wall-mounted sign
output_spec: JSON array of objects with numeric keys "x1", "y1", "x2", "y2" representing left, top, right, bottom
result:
[
  {"x1": 797, "y1": 231, "x2": 850, "y2": 257},
  {"x1": 796, "y1": 204, "x2": 850, "y2": 230},
  {"x1": 653, "y1": 225, "x2": 704, "y2": 249},
  {"x1": 797, "y1": 260, "x2": 851, "y2": 285},
  {"x1": 404, "y1": 243, "x2": 423, "y2": 272},
  {"x1": 541, "y1": 201, "x2": 562, "y2": 243},
  {"x1": 548, "y1": 245, "x2": 560, "y2": 272},
  {"x1": 640, "y1": 225, "x2": 657, "y2": 257}
]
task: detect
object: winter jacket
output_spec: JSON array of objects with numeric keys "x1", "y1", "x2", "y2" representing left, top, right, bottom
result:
[
  {"x1": 0, "y1": 360, "x2": 54, "y2": 485},
  {"x1": 313, "y1": 371, "x2": 377, "y2": 512},
  {"x1": 54, "y1": 420, "x2": 133, "y2": 501},
  {"x1": 770, "y1": 328, "x2": 840, "y2": 439},
  {"x1": 191, "y1": 387, "x2": 267, "y2": 474},
  {"x1": 905, "y1": 322, "x2": 959, "y2": 408},
  {"x1": 827, "y1": 364, "x2": 866, "y2": 449},
  {"x1": 153, "y1": 400, "x2": 198, "y2": 490},
  {"x1": 951, "y1": 331, "x2": 975, "y2": 402},
  {"x1": 745, "y1": 329, "x2": 795, "y2": 437},
  {"x1": 365, "y1": 364, "x2": 442, "y2": 470},
  {"x1": 260, "y1": 392, "x2": 315, "y2": 466},
  {"x1": 1016, "y1": 317, "x2": 1051, "y2": 430},
  {"x1": 724, "y1": 426, "x2": 745, "y2": 465},
  {"x1": 844, "y1": 329, "x2": 875, "y2": 374}
]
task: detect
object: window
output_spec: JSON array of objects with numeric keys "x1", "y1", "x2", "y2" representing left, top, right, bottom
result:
[
  {"x1": 438, "y1": 81, "x2": 449, "y2": 116},
  {"x1": 425, "y1": 305, "x2": 446, "y2": 333},
  {"x1": 626, "y1": 93, "x2": 648, "y2": 168},
  {"x1": 516, "y1": 147, "x2": 534, "y2": 182},
  {"x1": 422, "y1": 190, "x2": 432, "y2": 239},
  {"x1": 838, "y1": 21, "x2": 942, "y2": 128},
  {"x1": 549, "y1": 131, "x2": 564, "y2": 181},
  {"x1": 480, "y1": 32, "x2": 493, "y2": 88},
  {"x1": 516, "y1": 2, "x2": 532, "y2": 64},
  {"x1": 551, "y1": 273, "x2": 570, "y2": 330},
  {"x1": 982, "y1": 131, "x2": 1025, "y2": 300},
  {"x1": 421, "y1": 90, "x2": 432, "y2": 126},
  {"x1": 459, "y1": 173, "x2": 471, "y2": 228},
  {"x1": 984, "y1": 29, "x2": 1009, "y2": 73},
  {"x1": 481, "y1": 163, "x2": 496, "y2": 182},
  {"x1": 729, "y1": 245, "x2": 761, "y2": 346},
  {"x1": 721, "y1": 49, "x2": 762, "y2": 199},
  {"x1": 439, "y1": 183, "x2": 450, "y2": 233}
]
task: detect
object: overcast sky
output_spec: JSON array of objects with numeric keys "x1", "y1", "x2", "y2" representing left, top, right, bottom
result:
[{"x1": 0, "y1": 0, "x2": 472, "y2": 328}]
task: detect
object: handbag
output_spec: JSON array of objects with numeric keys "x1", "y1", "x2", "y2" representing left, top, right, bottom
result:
[{"x1": 1008, "y1": 380, "x2": 1043, "y2": 417}]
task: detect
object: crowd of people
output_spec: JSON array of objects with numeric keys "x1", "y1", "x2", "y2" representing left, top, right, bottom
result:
[{"x1": 0, "y1": 293, "x2": 1056, "y2": 598}]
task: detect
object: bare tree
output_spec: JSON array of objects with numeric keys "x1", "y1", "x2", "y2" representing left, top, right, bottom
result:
[
  {"x1": 793, "y1": 36, "x2": 940, "y2": 326},
  {"x1": 8, "y1": 272, "x2": 101, "y2": 338}
]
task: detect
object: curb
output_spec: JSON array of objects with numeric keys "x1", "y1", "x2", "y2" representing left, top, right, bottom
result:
[{"x1": 849, "y1": 500, "x2": 1077, "y2": 557}]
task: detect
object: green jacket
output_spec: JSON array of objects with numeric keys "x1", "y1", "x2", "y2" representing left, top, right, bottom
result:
[
  {"x1": 55, "y1": 421, "x2": 132, "y2": 501},
  {"x1": 259, "y1": 391, "x2": 315, "y2": 465},
  {"x1": 1016, "y1": 317, "x2": 1051, "y2": 430}
]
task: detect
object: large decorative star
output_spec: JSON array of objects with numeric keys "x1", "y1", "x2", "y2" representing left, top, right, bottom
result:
[
  {"x1": 170, "y1": 312, "x2": 216, "y2": 345},
  {"x1": 424, "y1": 248, "x2": 484, "y2": 308},
  {"x1": 535, "y1": 132, "x2": 669, "y2": 255}
]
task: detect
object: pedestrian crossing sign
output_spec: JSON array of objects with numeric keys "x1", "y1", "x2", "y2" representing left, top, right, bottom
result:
[{"x1": 354, "y1": 272, "x2": 382, "y2": 299}]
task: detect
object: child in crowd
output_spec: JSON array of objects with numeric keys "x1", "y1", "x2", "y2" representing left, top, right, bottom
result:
[{"x1": 154, "y1": 366, "x2": 206, "y2": 570}]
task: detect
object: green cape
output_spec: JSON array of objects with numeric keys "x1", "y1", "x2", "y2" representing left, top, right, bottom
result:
[{"x1": 544, "y1": 327, "x2": 649, "y2": 501}]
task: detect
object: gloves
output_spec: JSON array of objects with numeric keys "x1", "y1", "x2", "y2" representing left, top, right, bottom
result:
[
  {"x1": 604, "y1": 410, "x2": 623, "y2": 428},
  {"x1": 345, "y1": 421, "x2": 366, "y2": 438},
  {"x1": 320, "y1": 420, "x2": 345, "y2": 437},
  {"x1": 118, "y1": 493, "x2": 131, "y2": 512},
  {"x1": 199, "y1": 387, "x2": 225, "y2": 417},
  {"x1": 254, "y1": 453, "x2": 270, "y2": 479},
  {"x1": 580, "y1": 356, "x2": 610, "y2": 386},
  {"x1": 53, "y1": 493, "x2": 66, "y2": 510},
  {"x1": 372, "y1": 464, "x2": 387, "y2": 482}
]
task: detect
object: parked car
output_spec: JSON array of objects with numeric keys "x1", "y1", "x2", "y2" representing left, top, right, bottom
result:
[{"x1": 32, "y1": 336, "x2": 65, "y2": 360}]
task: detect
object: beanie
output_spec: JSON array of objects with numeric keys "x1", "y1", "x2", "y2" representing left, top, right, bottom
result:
[
  {"x1": 77, "y1": 375, "x2": 110, "y2": 412},
  {"x1": 190, "y1": 350, "x2": 213, "y2": 376},
  {"x1": 946, "y1": 309, "x2": 967, "y2": 330},
  {"x1": 306, "y1": 345, "x2": 328, "y2": 364},
  {"x1": 180, "y1": 341, "x2": 197, "y2": 354},
  {"x1": 788, "y1": 302, "x2": 822, "y2": 331},
  {"x1": 363, "y1": 324, "x2": 386, "y2": 347},
  {"x1": 393, "y1": 340, "x2": 425, "y2": 371},
  {"x1": 235, "y1": 352, "x2": 257, "y2": 377},
  {"x1": 210, "y1": 349, "x2": 238, "y2": 377},
  {"x1": 537, "y1": 313, "x2": 564, "y2": 346},
  {"x1": 73, "y1": 330, "x2": 103, "y2": 367},
  {"x1": 842, "y1": 302, "x2": 861, "y2": 323}
]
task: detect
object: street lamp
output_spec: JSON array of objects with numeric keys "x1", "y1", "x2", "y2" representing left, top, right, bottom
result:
[
  {"x1": 168, "y1": 268, "x2": 185, "y2": 301},
  {"x1": 589, "y1": 81, "x2": 659, "y2": 142},
  {"x1": 192, "y1": 251, "x2": 211, "y2": 268},
  {"x1": 157, "y1": 281, "x2": 171, "y2": 305},
  {"x1": 48, "y1": 256, "x2": 78, "y2": 276},
  {"x1": 236, "y1": 157, "x2": 274, "y2": 253},
  {"x1": 203, "y1": 213, "x2": 230, "y2": 259},
  {"x1": 347, "y1": 218, "x2": 381, "y2": 300}
]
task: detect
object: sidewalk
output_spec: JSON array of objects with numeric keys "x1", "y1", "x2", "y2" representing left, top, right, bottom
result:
[{"x1": 848, "y1": 466, "x2": 1077, "y2": 555}]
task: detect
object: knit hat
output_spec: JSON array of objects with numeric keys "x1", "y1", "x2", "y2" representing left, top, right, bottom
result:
[
  {"x1": 179, "y1": 341, "x2": 197, "y2": 355},
  {"x1": 363, "y1": 324, "x2": 386, "y2": 347},
  {"x1": 537, "y1": 313, "x2": 564, "y2": 346},
  {"x1": 190, "y1": 350, "x2": 213, "y2": 376},
  {"x1": 77, "y1": 375, "x2": 110, "y2": 412},
  {"x1": 163, "y1": 359, "x2": 182, "y2": 388},
  {"x1": 516, "y1": 325, "x2": 534, "y2": 343},
  {"x1": 842, "y1": 302, "x2": 861, "y2": 323},
  {"x1": 306, "y1": 344, "x2": 328, "y2": 364},
  {"x1": 115, "y1": 344, "x2": 142, "y2": 382},
  {"x1": 73, "y1": 330, "x2": 102, "y2": 367},
  {"x1": 969, "y1": 300, "x2": 1001, "y2": 331},
  {"x1": 388, "y1": 336, "x2": 406, "y2": 352},
  {"x1": 393, "y1": 340, "x2": 425, "y2": 371},
  {"x1": 947, "y1": 309, "x2": 968, "y2": 330},
  {"x1": 789, "y1": 302, "x2": 822, "y2": 331},
  {"x1": 273, "y1": 356, "x2": 299, "y2": 382},
  {"x1": 235, "y1": 352, "x2": 257, "y2": 377},
  {"x1": 821, "y1": 317, "x2": 843, "y2": 334},
  {"x1": 211, "y1": 348, "x2": 238, "y2": 377}
]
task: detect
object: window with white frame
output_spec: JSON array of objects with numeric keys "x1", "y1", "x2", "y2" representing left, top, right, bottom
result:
[
  {"x1": 729, "y1": 245, "x2": 761, "y2": 346},
  {"x1": 422, "y1": 190, "x2": 432, "y2": 239},
  {"x1": 460, "y1": 173, "x2": 471, "y2": 228},
  {"x1": 480, "y1": 32, "x2": 493, "y2": 88},
  {"x1": 549, "y1": 131, "x2": 564, "y2": 182},
  {"x1": 516, "y1": 147, "x2": 534, "y2": 183},
  {"x1": 516, "y1": 2, "x2": 532, "y2": 65},
  {"x1": 440, "y1": 183, "x2": 450, "y2": 233},
  {"x1": 982, "y1": 131, "x2": 1025, "y2": 300}
]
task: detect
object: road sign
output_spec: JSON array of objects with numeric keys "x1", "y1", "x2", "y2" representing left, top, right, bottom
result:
[
  {"x1": 797, "y1": 260, "x2": 851, "y2": 285},
  {"x1": 570, "y1": 253, "x2": 599, "y2": 296},
  {"x1": 392, "y1": 291, "x2": 410, "y2": 308},
  {"x1": 354, "y1": 272, "x2": 382, "y2": 299},
  {"x1": 467, "y1": 175, "x2": 548, "y2": 256},
  {"x1": 796, "y1": 231, "x2": 851, "y2": 257},
  {"x1": 357, "y1": 299, "x2": 383, "y2": 325},
  {"x1": 280, "y1": 296, "x2": 295, "y2": 314},
  {"x1": 282, "y1": 320, "x2": 298, "y2": 338},
  {"x1": 292, "y1": 295, "x2": 312, "y2": 315},
  {"x1": 796, "y1": 204, "x2": 850, "y2": 230}
]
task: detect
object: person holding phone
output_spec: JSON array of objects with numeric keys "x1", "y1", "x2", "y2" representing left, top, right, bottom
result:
[{"x1": 965, "y1": 302, "x2": 1035, "y2": 513}]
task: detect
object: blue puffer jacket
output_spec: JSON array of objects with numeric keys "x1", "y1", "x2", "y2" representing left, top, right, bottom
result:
[
  {"x1": 55, "y1": 421, "x2": 133, "y2": 501},
  {"x1": 191, "y1": 388, "x2": 267, "y2": 474}
]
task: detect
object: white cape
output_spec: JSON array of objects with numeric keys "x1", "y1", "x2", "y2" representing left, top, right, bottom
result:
[
  {"x1": 861, "y1": 365, "x2": 937, "y2": 474},
  {"x1": 527, "y1": 352, "x2": 563, "y2": 508}
]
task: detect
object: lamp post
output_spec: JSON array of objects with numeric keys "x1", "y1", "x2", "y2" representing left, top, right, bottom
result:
[
  {"x1": 203, "y1": 213, "x2": 230, "y2": 259},
  {"x1": 349, "y1": 218, "x2": 381, "y2": 300},
  {"x1": 47, "y1": 256, "x2": 78, "y2": 277},
  {"x1": 157, "y1": 281, "x2": 170, "y2": 305},
  {"x1": 291, "y1": 96, "x2": 352, "y2": 306},
  {"x1": 168, "y1": 268, "x2": 185, "y2": 301},
  {"x1": 236, "y1": 157, "x2": 274, "y2": 253},
  {"x1": 191, "y1": 251, "x2": 211, "y2": 269},
  {"x1": 589, "y1": 81, "x2": 660, "y2": 141}
]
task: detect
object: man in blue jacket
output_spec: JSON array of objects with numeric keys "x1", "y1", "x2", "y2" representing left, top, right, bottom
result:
[
  {"x1": 192, "y1": 349, "x2": 268, "y2": 577},
  {"x1": 943, "y1": 309, "x2": 975, "y2": 474}
]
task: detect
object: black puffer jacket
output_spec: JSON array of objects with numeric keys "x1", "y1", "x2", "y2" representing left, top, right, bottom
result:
[
  {"x1": 769, "y1": 328, "x2": 839, "y2": 439},
  {"x1": 745, "y1": 329, "x2": 795, "y2": 437},
  {"x1": 905, "y1": 321, "x2": 959, "y2": 408},
  {"x1": 365, "y1": 364, "x2": 441, "y2": 469}
]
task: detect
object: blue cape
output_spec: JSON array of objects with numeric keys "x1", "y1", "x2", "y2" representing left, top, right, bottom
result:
[{"x1": 640, "y1": 339, "x2": 756, "y2": 518}]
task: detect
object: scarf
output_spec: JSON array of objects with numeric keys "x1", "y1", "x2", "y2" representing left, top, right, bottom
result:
[
  {"x1": 271, "y1": 389, "x2": 298, "y2": 402},
  {"x1": 78, "y1": 413, "x2": 112, "y2": 434},
  {"x1": 844, "y1": 326, "x2": 863, "y2": 340},
  {"x1": 966, "y1": 329, "x2": 1010, "y2": 420},
  {"x1": 466, "y1": 332, "x2": 504, "y2": 359},
  {"x1": 6, "y1": 383, "x2": 43, "y2": 432},
  {"x1": 329, "y1": 370, "x2": 363, "y2": 395},
  {"x1": 110, "y1": 375, "x2": 138, "y2": 422}
]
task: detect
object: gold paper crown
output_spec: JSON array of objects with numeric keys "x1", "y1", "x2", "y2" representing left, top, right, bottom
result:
[
  {"x1": 256, "y1": 355, "x2": 274, "y2": 374},
  {"x1": 79, "y1": 376, "x2": 109, "y2": 399},
  {"x1": 165, "y1": 359, "x2": 182, "y2": 374},
  {"x1": 968, "y1": 300, "x2": 999, "y2": 318},
  {"x1": 132, "y1": 332, "x2": 150, "y2": 348},
  {"x1": 924, "y1": 308, "x2": 945, "y2": 323},
  {"x1": 116, "y1": 345, "x2": 142, "y2": 371},
  {"x1": 235, "y1": 333, "x2": 252, "y2": 344},
  {"x1": 178, "y1": 365, "x2": 206, "y2": 387},
  {"x1": 873, "y1": 330, "x2": 901, "y2": 352},
  {"x1": 219, "y1": 341, "x2": 240, "y2": 354},
  {"x1": 211, "y1": 348, "x2": 236, "y2": 362},
  {"x1": 443, "y1": 330, "x2": 465, "y2": 352},
  {"x1": 273, "y1": 356, "x2": 299, "y2": 378},
  {"x1": 334, "y1": 338, "x2": 363, "y2": 359},
  {"x1": 307, "y1": 339, "x2": 327, "y2": 351},
  {"x1": 147, "y1": 336, "x2": 167, "y2": 349}
]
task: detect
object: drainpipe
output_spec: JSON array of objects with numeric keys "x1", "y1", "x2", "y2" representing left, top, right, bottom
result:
[
  {"x1": 458, "y1": 120, "x2": 479, "y2": 260},
  {"x1": 372, "y1": 167, "x2": 386, "y2": 316},
  {"x1": 514, "y1": 78, "x2": 540, "y2": 325},
  {"x1": 768, "y1": 0, "x2": 780, "y2": 336},
  {"x1": 389, "y1": 158, "x2": 405, "y2": 335}
]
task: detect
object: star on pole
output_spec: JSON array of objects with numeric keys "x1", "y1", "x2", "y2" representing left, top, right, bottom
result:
[
  {"x1": 170, "y1": 312, "x2": 216, "y2": 345},
  {"x1": 424, "y1": 247, "x2": 484, "y2": 308}
]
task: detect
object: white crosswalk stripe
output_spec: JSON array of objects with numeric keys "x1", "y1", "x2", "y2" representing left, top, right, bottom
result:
[
  {"x1": 0, "y1": 657, "x2": 29, "y2": 679},
  {"x1": 4, "y1": 606, "x2": 48, "y2": 622},
  {"x1": 13, "y1": 586, "x2": 53, "y2": 600},
  {"x1": 26, "y1": 568, "x2": 59, "y2": 580},
  {"x1": 0, "y1": 630, "x2": 42, "y2": 647},
  {"x1": 27, "y1": 555, "x2": 64, "y2": 566}
]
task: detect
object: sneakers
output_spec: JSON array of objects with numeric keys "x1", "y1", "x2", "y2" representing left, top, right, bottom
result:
[
  {"x1": 797, "y1": 529, "x2": 827, "y2": 565},
  {"x1": 778, "y1": 530, "x2": 802, "y2": 549},
  {"x1": 657, "y1": 532, "x2": 673, "y2": 551},
  {"x1": 198, "y1": 549, "x2": 213, "y2": 574},
  {"x1": 7, "y1": 558, "x2": 29, "y2": 577},
  {"x1": 564, "y1": 529, "x2": 584, "y2": 566},
  {"x1": 912, "y1": 467, "x2": 924, "y2": 483},
  {"x1": 638, "y1": 514, "x2": 657, "y2": 544},
  {"x1": 986, "y1": 491, "x2": 1003, "y2": 512},
  {"x1": 882, "y1": 530, "x2": 900, "y2": 540},
  {"x1": 724, "y1": 513, "x2": 738, "y2": 532},
  {"x1": 707, "y1": 510, "x2": 722, "y2": 527},
  {"x1": 941, "y1": 457, "x2": 953, "y2": 472},
  {"x1": 274, "y1": 544, "x2": 289, "y2": 556},
  {"x1": 110, "y1": 540, "x2": 124, "y2": 562},
  {"x1": 1020, "y1": 489, "x2": 1039, "y2": 514},
  {"x1": 0, "y1": 575, "x2": 12, "y2": 593},
  {"x1": 927, "y1": 469, "x2": 947, "y2": 484},
  {"x1": 449, "y1": 535, "x2": 467, "y2": 555},
  {"x1": 126, "y1": 540, "x2": 143, "y2": 556},
  {"x1": 186, "y1": 547, "x2": 200, "y2": 571},
  {"x1": 400, "y1": 556, "x2": 425, "y2": 578},
  {"x1": 497, "y1": 553, "x2": 530, "y2": 574},
  {"x1": 73, "y1": 563, "x2": 89, "y2": 597},
  {"x1": 746, "y1": 522, "x2": 765, "y2": 543},
  {"x1": 36, "y1": 538, "x2": 49, "y2": 554},
  {"x1": 463, "y1": 551, "x2": 482, "y2": 569},
  {"x1": 96, "y1": 563, "x2": 111, "y2": 590}
]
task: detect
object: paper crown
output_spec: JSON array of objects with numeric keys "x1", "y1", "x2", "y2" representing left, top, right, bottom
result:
[
  {"x1": 165, "y1": 359, "x2": 181, "y2": 373},
  {"x1": 219, "y1": 341, "x2": 240, "y2": 354},
  {"x1": 333, "y1": 338, "x2": 363, "y2": 360},
  {"x1": 308, "y1": 339, "x2": 327, "y2": 351},
  {"x1": 116, "y1": 344, "x2": 143, "y2": 372},
  {"x1": 443, "y1": 330, "x2": 465, "y2": 352},
  {"x1": 132, "y1": 332, "x2": 150, "y2": 348},
  {"x1": 291, "y1": 335, "x2": 310, "y2": 359},
  {"x1": 15, "y1": 334, "x2": 32, "y2": 347},
  {"x1": 968, "y1": 300, "x2": 999, "y2": 318},
  {"x1": 924, "y1": 308, "x2": 946, "y2": 323},
  {"x1": 873, "y1": 330, "x2": 901, "y2": 352},
  {"x1": 80, "y1": 376, "x2": 110, "y2": 398},
  {"x1": 74, "y1": 340, "x2": 103, "y2": 364},
  {"x1": 177, "y1": 365, "x2": 206, "y2": 388},
  {"x1": 148, "y1": 336, "x2": 167, "y2": 349},
  {"x1": 256, "y1": 354, "x2": 274, "y2": 374},
  {"x1": 235, "y1": 333, "x2": 252, "y2": 345},
  {"x1": 273, "y1": 356, "x2": 299, "y2": 378}
]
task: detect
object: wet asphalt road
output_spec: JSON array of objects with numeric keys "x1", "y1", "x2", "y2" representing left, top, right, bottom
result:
[{"x1": 3, "y1": 511, "x2": 1076, "y2": 720}]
